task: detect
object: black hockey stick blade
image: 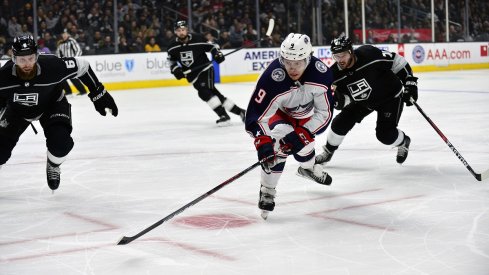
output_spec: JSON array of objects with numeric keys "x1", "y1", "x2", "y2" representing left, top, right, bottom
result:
[
  {"x1": 117, "y1": 161, "x2": 261, "y2": 245},
  {"x1": 475, "y1": 169, "x2": 489, "y2": 181},
  {"x1": 412, "y1": 99, "x2": 488, "y2": 181}
]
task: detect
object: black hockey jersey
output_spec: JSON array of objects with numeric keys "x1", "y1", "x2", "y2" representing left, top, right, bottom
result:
[
  {"x1": 332, "y1": 45, "x2": 413, "y2": 109},
  {"x1": 0, "y1": 55, "x2": 95, "y2": 120},
  {"x1": 167, "y1": 33, "x2": 220, "y2": 82},
  {"x1": 245, "y1": 56, "x2": 334, "y2": 138}
]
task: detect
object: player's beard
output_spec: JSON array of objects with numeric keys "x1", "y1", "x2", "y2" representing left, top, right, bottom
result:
[
  {"x1": 339, "y1": 54, "x2": 355, "y2": 70},
  {"x1": 16, "y1": 65, "x2": 37, "y2": 80},
  {"x1": 177, "y1": 33, "x2": 188, "y2": 42}
]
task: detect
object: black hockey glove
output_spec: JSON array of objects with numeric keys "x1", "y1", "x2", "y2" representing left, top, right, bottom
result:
[
  {"x1": 213, "y1": 52, "x2": 225, "y2": 64},
  {"x1": 333, "y1": 91, "x2": 351, "y2": 110},
  {"x1": 402, "y1": 76, "x2": 418, "y2": 106},
  {"x1": 279, "y1": 126, "x2": 314, "y2": 155},
  {"x1": 254, "y1": 135, "x2": 276, "y2": 173},
  {"x1": 172, "y1": 67, "x2": 185, "y2": 80},
  {"x1": 89, "y1": 86, "x2": 118, "y2": 117}
]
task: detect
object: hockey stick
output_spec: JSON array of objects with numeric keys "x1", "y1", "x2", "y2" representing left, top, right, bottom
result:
[
  {"x1": 411, "y1": 98, "x2": 489, "y2": 181},
  {"x1": 117, "y1": 161, "x2": 261, "y2": 245},
  {"x1": 183, "y1": 19, "x2": 275, "y2": 75}
]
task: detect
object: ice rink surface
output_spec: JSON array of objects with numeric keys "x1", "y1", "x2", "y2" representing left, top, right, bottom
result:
[{"x1": 1, "y1": 69, "x2": 488, "y2": 275}]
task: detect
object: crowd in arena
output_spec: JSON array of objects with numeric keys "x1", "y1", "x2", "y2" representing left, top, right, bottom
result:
[{"x1": 0, "y1": 0, "x2": 488, "y2": 57}]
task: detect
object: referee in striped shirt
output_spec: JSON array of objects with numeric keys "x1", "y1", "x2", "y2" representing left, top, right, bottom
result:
[{"x1": 56, "y1": 29, "x2": 87, "y2": 95}]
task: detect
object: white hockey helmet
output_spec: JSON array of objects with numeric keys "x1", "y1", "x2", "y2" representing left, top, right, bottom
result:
[{"x1": 280, "y1": 33, "x2": 313, "y2": 66}]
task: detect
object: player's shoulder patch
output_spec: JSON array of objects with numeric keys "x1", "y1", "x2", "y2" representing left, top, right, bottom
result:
[
  {"x1": 271, "y1": 68, "x2": 286, "y2": 82},
  {"x1": 315, "y1": 60, "x2": 328, "y2": 73}
]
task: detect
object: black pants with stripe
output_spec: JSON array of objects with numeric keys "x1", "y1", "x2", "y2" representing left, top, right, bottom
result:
[{"x1": 0, "y1": 97, "x2": 74, "y2": 165}]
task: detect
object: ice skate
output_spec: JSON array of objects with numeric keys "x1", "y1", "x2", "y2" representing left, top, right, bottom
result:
[
  {"x1": 297, "y1": 164, "x2": 332, "y2": 185},
  {"x1": 396, "y1": 135, "x2": 411, "y2": 164},
  {"x1": 216, "y1": 114, "x2": 231, "y2": 127},
  {"x1": 315, "y1": 145, "x2": 335, "y2": 164},
  {"x1": 258, "y1": 186, "x2": 276, "y2": 220},
  {"x1": 46, "y1": 159, "x2": 61, "y2": 191}
]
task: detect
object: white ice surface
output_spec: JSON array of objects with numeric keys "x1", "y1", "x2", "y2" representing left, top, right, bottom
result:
[{"x1": 1, "y1": 70, "x2": 489, "y2": 275}]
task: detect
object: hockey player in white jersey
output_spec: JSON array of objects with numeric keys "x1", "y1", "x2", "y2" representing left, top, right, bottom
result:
[{"x1": 244, "y1": 33, "x2": 335, "y2": 219}]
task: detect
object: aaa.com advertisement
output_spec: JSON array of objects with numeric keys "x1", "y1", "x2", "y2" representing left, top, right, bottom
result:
[{"x1": 399, "y1": 42, "x2": 489, "y2": 68}]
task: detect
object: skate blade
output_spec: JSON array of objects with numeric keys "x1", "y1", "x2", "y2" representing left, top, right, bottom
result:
[
  {"x1": 216, "y1": 121, "x2": 232, "y2": 127},
  {"x1": 261, "y1": 210, "x2": 269, "y2": 220},
  {"x1": 296, "y1": 171, "x2": 332, "y2": 185}
]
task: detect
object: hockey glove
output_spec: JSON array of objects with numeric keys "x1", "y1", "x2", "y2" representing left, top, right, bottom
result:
[
  {"x1": 213, "y1": 52, "x2": 225, "y2": 64},
  {"x1": 333, "y1": 91, "x2": 351, "y2": 110},
  {"x1": 89, "y1": 86, "x2": 118, "y2": 117},
  {"x1": 279, "y1": 126, "x2": 314, "y2": 155},
  {"x1": 402, "y1": 76, "x2": 418, "y2": 106},
  {"x1": 172, "y1": 67, "x2": 185, "y2": 80},
  {"x1": 254, "y1": 135, "x2": 276, "y2": 173}
]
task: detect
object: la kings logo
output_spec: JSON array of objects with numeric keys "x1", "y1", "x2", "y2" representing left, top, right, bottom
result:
[
  {"x1": 14, "y1": 93, "x2": 39, "y2": 106},
  {"x1": 180, "y1": 51, "x2": 194, "y2": 67},
  {"x1": 347, "y1": 78, "x2": 371, "y2": 101}
]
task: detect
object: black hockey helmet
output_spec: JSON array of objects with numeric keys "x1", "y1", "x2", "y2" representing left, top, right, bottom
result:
[
  {"x1": 12, "y1": 34, "x2": 38, "y2": 56},
  {"x1": 174, "y1": 20, "x2": 188, "y2": 31},
  {"x1": 330, "y1": 36, "x2": 353, "y2": 54}
]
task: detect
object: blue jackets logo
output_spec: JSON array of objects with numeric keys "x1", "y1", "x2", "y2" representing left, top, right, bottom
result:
[{"x1": 412, "y1": 45, "x2": 425, "y2": 64}]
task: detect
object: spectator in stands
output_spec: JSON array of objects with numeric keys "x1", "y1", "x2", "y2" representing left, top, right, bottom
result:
[
  {"x1": 43, "y1": 31, "x2": 57, "y2": 53},
  {"x1": 0, "y1": 37, "x2": 5, "y2": 56},
  {"x1": 131, "y1": 36, "x2": 145, "y2": 53},
  {"x1": 90, "y1": 30, "x2": 103, "y2": 54},
  {"x1": 77, "y1": 30, "x2": 90, "y2": 53},
  {"x1": 129, "y1": 20, "x2": 141, "y2": 41},
  {"x1": 97, "y1": 35, "x2": 115, "y2": 54},
  {"x1": 38, "y1": 21, "x2": 49, "y2": 39},
  {"x1": 45, "y1": 10, "x2": 58, "y2": 31},
  {"x1": 228, "y1": 20, "x2": 244, "y2": 48},
  {"x1": 144, "y1": 36, "x2": 161, "y2": 52},
  {"x1": 243, "y1": 32, "x2": 257, "y2": 48},
  {"x1": 37, "y1": 39, "x2": 51, "y2": 54},
  {"x1": 217, "y1": 31, "x2": 231, "y2": 49},
  {"x1": 7, "y1": 16, "x2": 21, "y2": 38},
  {"x1": 160, "y1": 29, "x2": 175, "y2": 51},
  {"x1": 475, "y1": 21, "x2": 489, "y2": 41},
  {"x1": 204, "y1": 31, "x2": 218, "y2": 43},
  {"x1": 270, "y1": 33, "x2": 283, "y2": 47},
  {"x1": 0, "y1": 42, "x2": 12, "y2": 60},
  {"x1": 118, "y1": 36, "x2": 131, "y2": 53},
  {"x1": 385, "y1": 33, "x2": 397, "y2": 43},
  {"x1": 449, "y1": 25, "x2": 464, "y2": 42},
  {"x1": 366, "y1": 30, "x2": 376, "y2": 44}
]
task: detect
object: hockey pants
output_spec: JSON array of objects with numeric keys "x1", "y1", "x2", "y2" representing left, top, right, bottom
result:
[
  {"x1": 330, "y1": 97, "x2": 405, "y2": 147},
  {"x1": 0, "y1": 98, "x2": 74, "y2": 165}
]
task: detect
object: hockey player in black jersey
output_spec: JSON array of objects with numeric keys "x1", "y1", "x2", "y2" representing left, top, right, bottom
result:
[
  {"x1": 245, "y1": 33, "x2": 335, "y2": 219},
  {"x1": 0, "y1": 35, "x2": 118, "y2": 191},
  {"x1": 167, "y1": 20, "x2": 245, "y2": 126},
  {"x1": 315, "y1": 36, "x2": 418, "y2": 165}
]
